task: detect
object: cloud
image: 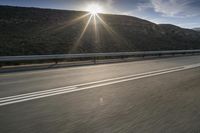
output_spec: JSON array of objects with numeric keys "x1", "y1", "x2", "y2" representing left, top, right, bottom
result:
[
  {"x1": 150, "y1": 0, "x2": 200, "y2": 17},
  {"x1": 137, "y1": 2, "x2": 152, "y2": 11}
]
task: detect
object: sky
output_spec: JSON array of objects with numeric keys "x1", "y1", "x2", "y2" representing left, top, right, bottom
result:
[{"x1": 0, "y1": 0, "x2": 200, "y2": 28}]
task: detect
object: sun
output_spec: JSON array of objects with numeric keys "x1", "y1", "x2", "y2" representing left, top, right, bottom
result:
[{"x1": 86, "y1": 4, "x2": 103, "y2": 15}]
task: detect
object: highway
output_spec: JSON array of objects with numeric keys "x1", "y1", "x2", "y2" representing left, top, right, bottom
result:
[{"x1": 1, "y1": 55, "x2": 200, "y2": 133}]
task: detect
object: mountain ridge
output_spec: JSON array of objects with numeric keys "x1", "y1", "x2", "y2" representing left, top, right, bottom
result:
[{"x1": 0, "y1": 5, "x2": 200, "y2": 56}]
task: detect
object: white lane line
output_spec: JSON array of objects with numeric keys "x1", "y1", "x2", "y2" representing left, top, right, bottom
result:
[
  {"x1": 0, "y1": 87, "x2": 77, "y2": 103},
  {"x1": 0, "y1": 63, "x2": 200, "y2": 107},
  {"x1": 0, "y1": 66, "x2": 183, "y2": 101},
  {"x1": 0, "y1": 86, "x2": 78, "y2": 101},
  {"x1": 0, "y1": 87, "x2": 78, "y2": 106}
]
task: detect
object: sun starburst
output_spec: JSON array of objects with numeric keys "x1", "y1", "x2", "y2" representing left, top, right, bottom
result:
[{"x1": 86, "y1": 4, "x2": 103, "y2": 15}]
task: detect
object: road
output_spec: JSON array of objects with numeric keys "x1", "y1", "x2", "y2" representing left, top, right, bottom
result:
[{"x1": 1, "y1": 55, "x2": 200, "y2": 133}]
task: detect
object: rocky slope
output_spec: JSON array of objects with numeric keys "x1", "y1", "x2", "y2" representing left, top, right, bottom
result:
[{"x1": 0, "y1": 6, "x2": 200, "y2": 56}]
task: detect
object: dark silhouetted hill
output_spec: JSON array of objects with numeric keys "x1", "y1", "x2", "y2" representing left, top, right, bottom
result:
[
  {"x1": 193, "y1": 28, "x2": 200, "y2": 32},
  {"x1": 0, "y1": 5, "x2": 200, "y2": 56}
]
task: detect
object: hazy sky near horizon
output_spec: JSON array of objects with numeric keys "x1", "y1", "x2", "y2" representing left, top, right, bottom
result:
[{"x1": 0, "y1": 0, "x2": 200, "y2": 28}]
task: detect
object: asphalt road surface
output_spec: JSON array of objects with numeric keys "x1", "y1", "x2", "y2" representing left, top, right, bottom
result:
[{"x1": 1, "y1": 55, "x2": 200, "y2": 133}]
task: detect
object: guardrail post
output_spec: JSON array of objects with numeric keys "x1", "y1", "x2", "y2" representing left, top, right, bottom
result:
[
  {"x1": 54, "y1": 59, "x2": 58, "y2": 65},
  {"x1": 120, "y1": 55, "x2": 123, "y2": 59},
  {"x1": 93, "y1": 57, "x2": 96, "y2": 64},
  {"x1": 191, "y1": 52, "x2": 195, "y2": 55}
]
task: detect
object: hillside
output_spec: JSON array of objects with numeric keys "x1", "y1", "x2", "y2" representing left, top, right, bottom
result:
[
  {"x1": 193, "y1": 28, "x2": 200, "y2": 32},
  {"x1": 0, "y1": 5, "x2": 200, "y2": 56}
]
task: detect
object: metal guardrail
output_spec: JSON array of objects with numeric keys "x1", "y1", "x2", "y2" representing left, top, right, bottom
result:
[{"x1": 0, "y1": 50, "x2": 200, "y2": 62}]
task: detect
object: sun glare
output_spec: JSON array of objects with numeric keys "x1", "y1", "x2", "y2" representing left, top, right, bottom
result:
[
  {"x1": 69, "y1": 3, "x2": 123, "y2": 53},
  {"x1": 86, "y1": 4, "x2": 103, "y2": 15}
]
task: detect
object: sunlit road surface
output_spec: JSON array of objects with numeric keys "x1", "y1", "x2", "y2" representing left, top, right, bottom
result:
[{"x1": 1, "y1": 55, "x2": 200, "y2": 133}]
